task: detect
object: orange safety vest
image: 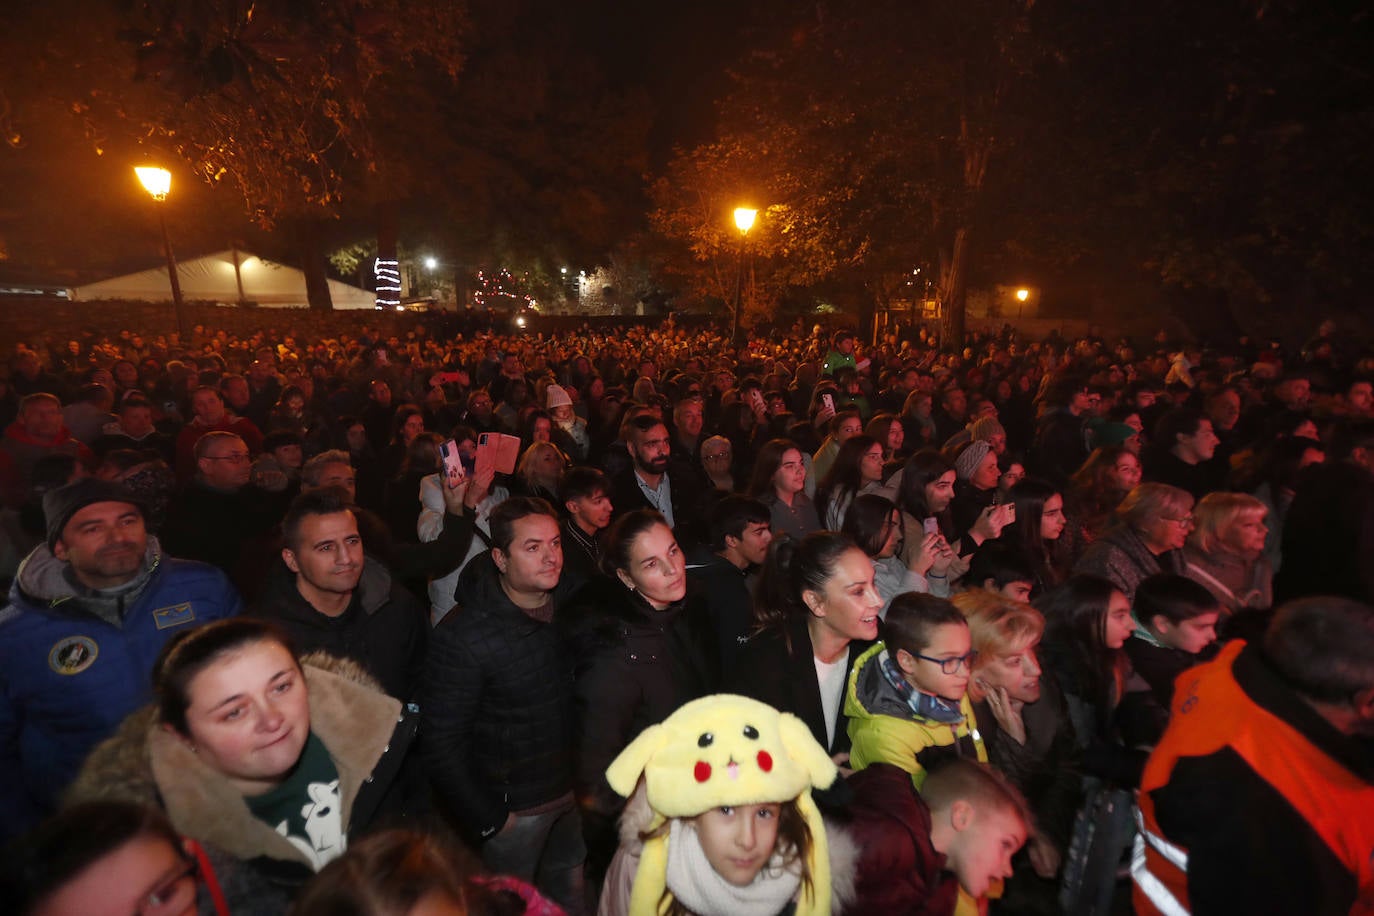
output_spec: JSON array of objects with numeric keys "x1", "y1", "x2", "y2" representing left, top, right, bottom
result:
[{"x1": 1133, "y1": 641, "x2": 1374, "y2": 916}]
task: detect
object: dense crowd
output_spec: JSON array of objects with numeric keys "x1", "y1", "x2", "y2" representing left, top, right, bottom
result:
[{"x1": 1, "y1": 314, "x2": 1371, "y2": 916}]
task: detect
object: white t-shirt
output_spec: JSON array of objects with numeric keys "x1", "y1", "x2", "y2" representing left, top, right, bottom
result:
[{"x1": 814, "y1": 651, "x2": 849, "y2": 750}]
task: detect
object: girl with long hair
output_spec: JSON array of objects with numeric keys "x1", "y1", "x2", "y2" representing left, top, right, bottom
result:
[
  {"x1": 747, "y1": 439, "x2": 821, "y2": 541},
  {"x1": 816, "y1": 434, "x2": 885, "y2": 531}
]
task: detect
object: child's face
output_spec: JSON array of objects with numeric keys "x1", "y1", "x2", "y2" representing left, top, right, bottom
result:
[
  {"x1": 1153, "y1": 611, "x2": 1220, "y2": 655},
  {"x1": 900, "y1": 622, "x2": 973, "y2": 702},
  {"x1": 1104, "y1": 591, "x2": 1135, "y2": 650},
  {"x1": 693, "y1": 803, "x2": 783, "y2": 887},
  {"x1": 944, "y1": 803, "x2": 1027, "y2": 898}
]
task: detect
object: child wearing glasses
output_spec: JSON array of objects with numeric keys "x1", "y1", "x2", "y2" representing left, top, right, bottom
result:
[{"x1": 845, "y1": 592, "x2": 987, "y2": 790}]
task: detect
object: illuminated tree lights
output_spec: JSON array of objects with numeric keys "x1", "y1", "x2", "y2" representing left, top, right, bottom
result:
[
  {"x1": 374, "y1": 257, "x2": 401, "y2": 308},
  {"x1": 472, "y1": 268, "x2": 535, "y2": 308}
]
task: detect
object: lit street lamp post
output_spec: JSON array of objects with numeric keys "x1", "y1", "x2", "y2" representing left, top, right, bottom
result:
[
  {"x1": 134, "y1": 166, "x2": 188, "y2": 338},
  {"x1": 732, "y1": 207, "x2": 757, "y2": 344}
]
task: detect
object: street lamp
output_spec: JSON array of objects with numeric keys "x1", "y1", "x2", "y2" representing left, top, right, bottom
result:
[
  {"x1": 731, "y1": 207, "x2": 758, "y2": 342},
  {"x1": 1016, "y1": 288, "x2": 1030, "y2": 302},
  {"x1": 134, "y1": 166, "x2": 187, "y2": 337}
]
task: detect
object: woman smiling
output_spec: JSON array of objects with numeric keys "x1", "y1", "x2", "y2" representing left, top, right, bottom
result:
[{"x1": 68, "y1": 619, "x2": 419, "y2": 893}]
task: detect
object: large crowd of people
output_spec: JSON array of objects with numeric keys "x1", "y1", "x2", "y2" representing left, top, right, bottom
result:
[{"x1": 1, "y1": 313, "x2": 1371, "y2": 916}]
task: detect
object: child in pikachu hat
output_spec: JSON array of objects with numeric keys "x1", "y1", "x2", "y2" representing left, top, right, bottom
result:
[{"x1": 599, "y1": 694, "x2": 843, "y2": 916}]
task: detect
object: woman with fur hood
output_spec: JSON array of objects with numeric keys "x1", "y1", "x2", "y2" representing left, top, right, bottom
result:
[
  {"x1": 597, "y1": 694, "x2": 857, "y2": 916},
  {"x1": 65, "y1": 617, "x2": 422, "y2": 900}
]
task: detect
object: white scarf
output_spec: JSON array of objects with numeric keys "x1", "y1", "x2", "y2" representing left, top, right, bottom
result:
[{"x1": 665, "y1": 819, "x2": 801, "y2": 916}]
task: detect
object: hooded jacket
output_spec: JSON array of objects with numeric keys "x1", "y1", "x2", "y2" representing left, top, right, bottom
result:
[
  {"x1": 66, "y1": 653, "x2": 418, "y2": 895},
  {"x1": 248, "y1": 558, "x2": 427, "y2": 701},
  {"x1": 599, "y1": 780, "x2": 859, "y2": 916},
  {"x1": 0, "y1": 419, "x2": 95, "y2": 485},
  {"x1": 845, "y1": 643, "x2": 987, "y2": 790},
  {"x1": 420, "y1": 552, "x2": 579, "y2": 842},
  {"x1": 0, "y1": 538, "x2": 238, "y2": 839}
]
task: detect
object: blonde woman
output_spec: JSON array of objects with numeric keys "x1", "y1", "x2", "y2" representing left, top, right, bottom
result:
[
  {"x1": 954, "y1": 590, "x2": 1077, "y2": 890},
  {"x1": 1183, "y1": 492, "x2": 1273, "y2": 613}
]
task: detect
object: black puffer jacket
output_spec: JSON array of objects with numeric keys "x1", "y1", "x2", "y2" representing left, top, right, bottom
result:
[
  {"x1": 557, "y1": 576, "x2": 717, "y2": 811},
  {"x1": 557, "y1": 575, "x2": 719, "y2": 877},
  {"x1": 420, "y1": 553, "x2": 578, "y2": 843}
]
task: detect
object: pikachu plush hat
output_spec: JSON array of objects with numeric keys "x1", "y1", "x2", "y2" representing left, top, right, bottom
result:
[{"x1": 606, "y1": 694, "x2": 839, "y2": 916}]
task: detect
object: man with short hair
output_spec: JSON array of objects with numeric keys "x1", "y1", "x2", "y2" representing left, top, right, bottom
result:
[
  {"x1": 1134, "y1": 596, "x2": 1374, "y2": 915},
  {"x1": 687, "y1": 495, "x2": 773, "y2": 678},
  {"x1": 160, "y1": 432, "x2": 286, "y2": 585},
  {"x1": 421, "y1": 497, "x2": 584, "y2": 913},
  {"x1": 248, "y1": 489, "x2": 426, "y2": 700},
  {"x1": 91, "y1": 396, "x2": 174, "y2": 464},
  {"x1": 609, "y1": 415, "x2": 697, "y2": 543},
  {"x1": 173, "y1": 385, "x2": 262, "y2": 481},
  {"x1": 558, "y1": 467, "x2": 613, "y2": 587},
  {"x1": 1144, "y1": 407, "x2": 1224, "y2": 500},
  {"x1": 0, "y1": 478, "x2": 238, "y2": 839},
  {"x1": 1, "y1": 393, "x2": 94, "y2": 490}
]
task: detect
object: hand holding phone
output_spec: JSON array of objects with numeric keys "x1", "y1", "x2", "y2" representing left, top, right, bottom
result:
[{"x1": 440, "y1": 439, "x2": 466, "y2": 489}]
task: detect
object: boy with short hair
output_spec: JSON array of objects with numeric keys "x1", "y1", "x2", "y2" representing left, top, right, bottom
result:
[
  {"x1": 964, "y1": 541, "x2": 1037, "y2": 603},
  {"x1": 846, "y1": 592, "x2": 988, "y2": 790},
  {"x1": 846, "y1": 758, "x2": 1031, "y2": 914},
  {"x1": 1126, "y1": 573, "x2": 1222, "y2": 705}
]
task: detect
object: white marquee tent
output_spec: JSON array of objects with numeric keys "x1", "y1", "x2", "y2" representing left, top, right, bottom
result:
[{"x1": 69, "y1": 250, "x2": 377, "y2": 309}]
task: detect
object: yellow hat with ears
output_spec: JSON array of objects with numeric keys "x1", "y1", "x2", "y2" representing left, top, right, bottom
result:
[{"x1": 606, "y1": 694, "x2": 839, "y2": 916}]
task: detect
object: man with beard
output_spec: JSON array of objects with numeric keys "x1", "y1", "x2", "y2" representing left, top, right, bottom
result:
[
  {"x1": 608, "y1": 415, "x2": 699, "y2": 546},
  {"x1": 248, "y1": 489, "x2": 426, "y2": 701},
  {"x1": 0, "y1": 479, "x2": 238, "y2": 840}
]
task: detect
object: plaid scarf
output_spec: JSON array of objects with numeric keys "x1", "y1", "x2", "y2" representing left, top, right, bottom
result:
[{"x1": 879, "y1": 650, "x2": 966, "y2": 725}]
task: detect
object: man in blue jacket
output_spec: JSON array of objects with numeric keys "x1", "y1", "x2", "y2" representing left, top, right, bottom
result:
[{"x1": 0, "y1": 478, "x2": 239, "y2": 840}]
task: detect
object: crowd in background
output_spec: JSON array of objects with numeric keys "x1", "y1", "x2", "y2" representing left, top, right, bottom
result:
[{"x1": 1, "y1": 313, "x2": 1371, "y2": 916}]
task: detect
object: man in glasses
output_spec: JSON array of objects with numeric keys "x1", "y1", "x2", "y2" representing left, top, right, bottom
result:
[{"x1": 160, "y1": 432, "x2": 289, "y2": 587}]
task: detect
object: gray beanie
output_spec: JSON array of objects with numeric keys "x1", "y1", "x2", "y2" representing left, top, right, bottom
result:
[
  {"x1": 953, "y1": 439, "x2": 994, "y2": 482},
  {"x1": 43, "y1": 478, "x2": 145, "y2": 550}
]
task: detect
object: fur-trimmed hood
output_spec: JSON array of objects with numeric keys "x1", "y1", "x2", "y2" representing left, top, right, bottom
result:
[
  {"x1": 611, "y1": 781, "x2": 859, "y2": 914},
  {"x1": 67, "y1": 652, "x2": 406, "y2": 870}
]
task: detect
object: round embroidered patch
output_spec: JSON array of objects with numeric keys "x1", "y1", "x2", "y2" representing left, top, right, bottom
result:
[{"x1": 49, "y1": 636, "x2": 99, "y2": 675}]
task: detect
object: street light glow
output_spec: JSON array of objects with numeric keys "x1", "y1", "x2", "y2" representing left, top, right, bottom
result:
[
  {"x1": 1016, "y1": 288, "x2": 1030, "y2": 301},
  {"x1": 734, "y1": 207, "x2": 758, "y2": 233},
  {"x1": 424, "y1": 256, "x2": 438, "y2": 270},
  {"x1": 134, "y1": 166, "x2": 171, "y2": 201}
]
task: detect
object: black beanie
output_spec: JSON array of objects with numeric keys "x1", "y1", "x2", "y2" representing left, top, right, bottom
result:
[{"x1": 43, "y1": 478, "x2": 146, "y2": 550}]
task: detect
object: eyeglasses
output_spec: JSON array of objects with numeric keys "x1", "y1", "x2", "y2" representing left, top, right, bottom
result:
[
  {"x1": 204, "y1": 454, "x2": 250, "y2": 464},
  {"x1": 912, "y1": 650, "x2": 978, "y2": 675},
  {"x1": 139, "y1": 861, "x2": 197, "y2": 916},
  {"x1": 1161, "y1": 514, "x2": 1195, "y2": 527},
  {"x1": 703, "y1": 451, "x2": 732, "y2": 460}
]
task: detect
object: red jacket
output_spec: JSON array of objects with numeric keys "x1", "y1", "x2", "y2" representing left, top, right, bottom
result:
[{"x1": 844, "y1": 763, "x2": 961, "y2": 915}]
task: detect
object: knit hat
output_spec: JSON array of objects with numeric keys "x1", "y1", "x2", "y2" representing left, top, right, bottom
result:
[
  {"x1": 969, "y1": 416, "x2": 1005, "y2": 443},
  {"x1": 1089, "y1": 420, "x2": 1139, "y2": 448},
  {"x1": 546, "y1": 384, "x2": 573, "y2": 409},
  {"x1": 606, "y1": 694, "x2": 838, "y2": 916},
  {"x1": 44, "y1": 478, "x2": 146, "y2": 550},
  {"x1": 953, "y1": 439, "x2": 994, "y2": 482}
]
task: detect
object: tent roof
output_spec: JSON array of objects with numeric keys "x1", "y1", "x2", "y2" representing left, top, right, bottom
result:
[{"x1": 69, "y1": 250, "x2": 376, "y2": 309}]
